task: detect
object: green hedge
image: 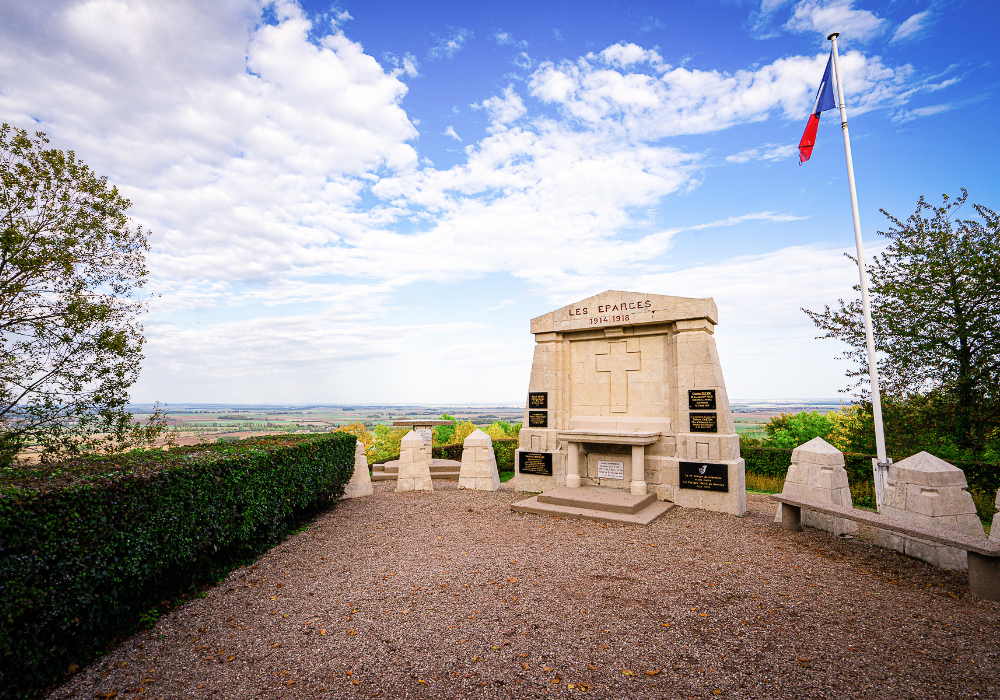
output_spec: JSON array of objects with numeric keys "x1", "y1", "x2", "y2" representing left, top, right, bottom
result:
[
  {"x1": 742, "y1": 444, "x2": 999, "y2": 487},
  {"x1": 0, "y1": 433, "x2": 356, "y2": 698},
  {"x1": 432, "y1": 438, "x2": 518, "y2": 471}
]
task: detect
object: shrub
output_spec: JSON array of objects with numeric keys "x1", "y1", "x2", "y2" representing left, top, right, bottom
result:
[
  {"x1": 0, "y1": 433, "x2": 355, "y2": 697},
  {"x1": 431, "y1": 438, "x2": 518, "y2": 472}
]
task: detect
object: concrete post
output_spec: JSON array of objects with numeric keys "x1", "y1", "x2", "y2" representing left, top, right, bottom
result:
[
  {"x1": 631, "y1": 444, "x2": 647, "y2": 496},
  {"x1": 567, "y1": 441, "x2": 581, "y2": 488}
]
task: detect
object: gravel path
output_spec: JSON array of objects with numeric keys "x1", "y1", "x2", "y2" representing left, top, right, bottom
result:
[{"x1": 49, "y1": 482, "x2": 1000, "y2": 699}]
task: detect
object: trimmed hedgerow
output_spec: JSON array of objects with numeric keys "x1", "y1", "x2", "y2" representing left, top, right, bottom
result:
[
  {"x1": 0, "y1": 433, "x2": 356, "y2": 698},
  {"x1": 432, "y1": 438, "x2": 518, "y2": 472},
  {"x1": 741, "y1": 444, "x2": 999, "y2": 512}
]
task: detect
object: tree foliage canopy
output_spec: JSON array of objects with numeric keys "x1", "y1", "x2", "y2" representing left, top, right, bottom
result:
[
  {"x1": 804, "y1": 190, "x2": 1000, "y2": 454},
  {"x1": 0, "y1": 125, "x2": 161, "y2": 463}
]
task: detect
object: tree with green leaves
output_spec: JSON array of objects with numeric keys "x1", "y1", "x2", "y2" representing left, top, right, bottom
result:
[
  {"x1": 804, "y1": 190, "x2": 1000, "y2": 455},
  {"x1": 1, "y1": 125, "x2": 165, "y2": 464}
]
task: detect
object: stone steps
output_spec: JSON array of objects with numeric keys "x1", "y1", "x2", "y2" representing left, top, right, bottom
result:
[
  {"x1": 371, "y1": 459, "x2": 462, "y2": 481},
  {"x1": 511, "y1": 486, "x2": 674, "y2": 525}
]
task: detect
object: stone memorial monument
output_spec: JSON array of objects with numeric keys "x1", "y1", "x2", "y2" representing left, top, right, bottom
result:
[
  {"x1": 773, "y1": 437, "x2": 857, "y2": 536},
  {"x1": 395, "y1": 430, "x2": 434, "y2": 493},
  {"x1": 458, "y1": 428, "x2": 501, "y2": 491},
  {"x1": 512, "y1": 290, "x2": 745, "y2": 521},
  {"x1": 343, "y1": 440, "x2": 374, "y2": 499},
  {"x1": 876, "y1": 451, "x2": 985, "y2": 570}
]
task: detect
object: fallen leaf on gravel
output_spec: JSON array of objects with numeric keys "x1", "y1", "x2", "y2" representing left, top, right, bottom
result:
[
  {"x1": 622, "y1": 670, "x2": 635, "y2": 676},
  {"x1": 226, "y1": 656, "x2": 235, "y2": 662},
  {"x1": 645, "y1": 670, "x2": 661, "y2": 676},
  {"x1": 700, "y1": 614, "x2": 708, "y2": 617},
  {"x1": 588, "y1": 665, "x2": 597, "y2": 670},
  {"x1": 418, "y1": 680, "x2": 427, "y2": 685},
  {"x1": 713, "y1": 690, "x2": 722, "y2": 695},
  {"x1": 522, "y1": 663, "x2": 530, "y2": 670},
  {"x1": 509, "y1": 577, "x2": 517, "y2": 583},
  {"x1": 543, "y1": 666, "x2": 552, "y2": 672},
  {"x1": 198, "y1": 628, "x2": 206, "y2": 633},
  {"x1": 600, "y1": 645, "x2": 608, "y2": 650},
  {"x1": 347, "y1": 629, "x2": 358, "y2": 636},
  {"x1": 319, "y1": 629, "x2": 326, "y2": 635},
  {"x1": 661, "y1": 623, "x2": 671, "y2": 627},
  {"x1": 271, "y1": 643, "x2": 281, "y2": 648}
]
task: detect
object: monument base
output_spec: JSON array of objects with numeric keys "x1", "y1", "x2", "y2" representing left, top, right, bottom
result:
[
  {"x1": 372, "y1": 459, "x2": 462, "y2": 481},
  {"x1": 511, "y1": 486, "x2": 674, "y2": 526}
]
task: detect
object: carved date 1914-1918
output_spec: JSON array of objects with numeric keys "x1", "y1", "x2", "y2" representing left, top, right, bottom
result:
[{"x1": 591, "y1": 315, "x2": 628, "y2": 325}]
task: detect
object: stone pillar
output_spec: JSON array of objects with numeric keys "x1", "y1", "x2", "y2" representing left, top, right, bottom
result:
[
  {"x1": 458, "y1": 429, "x2": 501, "y2": 491},
  {"x1": 395, "y1": 430, "x2": 434, "y2": 492},
  {"x1": 990, "y1": 489, "x2": 1000, "y2": 542},
  {"x1": 631, "y1": 444, "x2": 647, "y2": 496},
  {"x1": 567, "y1": 441, "x2": 581, "y2": 488},
  {"x1": 876, "y1": 452, "x2": 985, "y2": 570},
  {"x1": 343, "y1": 440, "x2": 374, "y2": 499},
  {"x1": 773, "y1": 437, "x2": 857, "y2": 536}
]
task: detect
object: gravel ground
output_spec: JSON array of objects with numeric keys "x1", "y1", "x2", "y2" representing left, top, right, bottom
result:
[{"x1": 48, "y1": 482, "x2": 1000, "y2": 700}]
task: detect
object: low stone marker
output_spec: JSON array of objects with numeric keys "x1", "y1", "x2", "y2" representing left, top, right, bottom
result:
[
  {"x1": 458, "y1": 429, "x2": 501, "y2": 491},
  {"x1": 395, "y1": 430, "x2": 434, "y2": 492},
  {"x1": 343, "y1": 440, "x2": 373, "y2": 499},
  {"x1": 774, "y1": 437, "x2": 857, "y2": 536},
  {"x1": 992, "y1": 490, "x2": 1000, "y2": 542},
  {"x1": 876, "y1": 451, "x2": 985, "y2": 570}
]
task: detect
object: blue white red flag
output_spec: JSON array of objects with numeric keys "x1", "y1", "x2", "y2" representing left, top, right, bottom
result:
[{"x1": 798, "y1": 52, "x2": 837, "y2": 164}]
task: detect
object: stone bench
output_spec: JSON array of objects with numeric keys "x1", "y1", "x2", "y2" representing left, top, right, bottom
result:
[{"x1": 770, "y1": 493, "x2": 1000, "y2": 603}]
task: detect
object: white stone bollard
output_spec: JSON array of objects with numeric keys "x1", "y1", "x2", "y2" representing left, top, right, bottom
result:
[
  {"x1": 774, "y1": 437, "x2": 858, "y2": 536},
  {"x1": 395, "y1": 430, "x2": 434, "y2": 492},
  {"x1": 876, "y1": 451, "x2": 985, "y2": 570},
  {"x1": 343, "y1": 440, "x2": 374, "y2": 499},
  {"x1": 989, "y1": 487, "x2": 1000, "y2": 542},
  {"x1": 458, "y1": 429, "x2": 501, "y2": 491}
]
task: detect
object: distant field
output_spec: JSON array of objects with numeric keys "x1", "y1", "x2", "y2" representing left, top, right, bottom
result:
[{"x1": 128, "y1": 403, "x2": 526, "y2": 444}]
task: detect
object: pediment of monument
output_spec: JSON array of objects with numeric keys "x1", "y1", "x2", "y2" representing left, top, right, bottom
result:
[{"x1": 530, "y1": 290, "x2": 717, "y2": 335}]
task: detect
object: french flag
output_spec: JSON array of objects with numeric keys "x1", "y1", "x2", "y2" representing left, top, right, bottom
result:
[{"x1": 798, "y1": 52, "x2": 837, "y2": 164}]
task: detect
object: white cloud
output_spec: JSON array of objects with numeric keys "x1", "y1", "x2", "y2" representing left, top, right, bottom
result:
[
  {"x1": 891, "y1": 10, "x2": 931, "y2": 43},
  {"x1": 493, "y1": 29, "x2": 527, "y2": 48},
  {"x1": 894, "y1": 103, "x2": 951, "y2": 122},
  {"x1": 0, "y1": 4, "x2": 932, "y2": 401},
  {"x1": 428, "y1": 26, "x2": 472, "y2": 60},
  {"x1": 687, "y1": 211, "x2": 808, "y2": 230},
  {"x1": 443, "y1": 125, "x2": 462, "y2": 141},
  {"x1": 478, "y1": 86, "x2": 527, "y2": 126},
  {"x1": 725, "y1": 143, "x2": 798, "y2": 163},
  {"x1": 528, "y1": 47, "x2": 911, "y2": 140},
  {"x1": 784, "y1": 0, "x2": 887, "y2": 43}
]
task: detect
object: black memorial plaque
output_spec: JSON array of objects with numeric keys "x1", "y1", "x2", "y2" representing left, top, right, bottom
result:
[
  {"x1": 528, "y1": 392, "x2": 548, "y2": 409},
  {"x1": 528, "y1": 411, "x2": 548, "y2": 428},
  {"x1": 689, "y1": 412, "x2": 718, "y2": 433},
  {"x1": 688, "y1": 389, "x2": 717, "y2": 410},
  {"x1": 518, "y1": 451, "x2": 553, "y2": 476},
  {"x1": 679, "y1": 461, "x2": 729, "y2": 492}
]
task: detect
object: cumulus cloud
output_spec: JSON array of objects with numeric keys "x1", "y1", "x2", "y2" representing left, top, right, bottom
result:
[
  {"x1": 0, "y1": 3, "x2": 935, "y2": 400},
  {"x1": 784, "y1": 0, "x2": 887, "y2": 42},
  {"x1": 891, "y1": 10, "x2": 931, "y2": 43},
  {"x1": 428, "y1": 26, "x2": 472, "y2": 60},
  {"x1": 478, "y1": 86, "x2": 527, "y2": 126},
  {"x1": 493, "y1": 29, "x2": 527, "y2": 48},
  {"x1": 528, "y1": 46, "x2": 911, "y2": 140},
  {"x1": 443, "y1": 125, "x2": 462, "y2": 141}
]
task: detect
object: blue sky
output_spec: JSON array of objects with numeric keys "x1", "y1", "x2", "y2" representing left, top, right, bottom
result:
[{"x1": 2, "y1": 0, "x2": 997, "y2": 403}]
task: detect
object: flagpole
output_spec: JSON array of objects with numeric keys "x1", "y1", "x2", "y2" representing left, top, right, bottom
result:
[{"x1": 828, "y1": 32, "x2": 890, "y2": 508}]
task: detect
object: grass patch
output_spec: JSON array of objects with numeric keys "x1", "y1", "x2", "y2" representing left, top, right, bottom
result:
[
  {"x1": 499, "y1": 470, "x2": 515, "y2": 483},
  {"x1": 745, "y1": 472, "x2": 784, "y2": 494}
]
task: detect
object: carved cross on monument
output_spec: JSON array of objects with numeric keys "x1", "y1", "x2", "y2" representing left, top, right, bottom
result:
[{"x1": 595, "y1": 342, "x2": 641, "y2": 413}]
